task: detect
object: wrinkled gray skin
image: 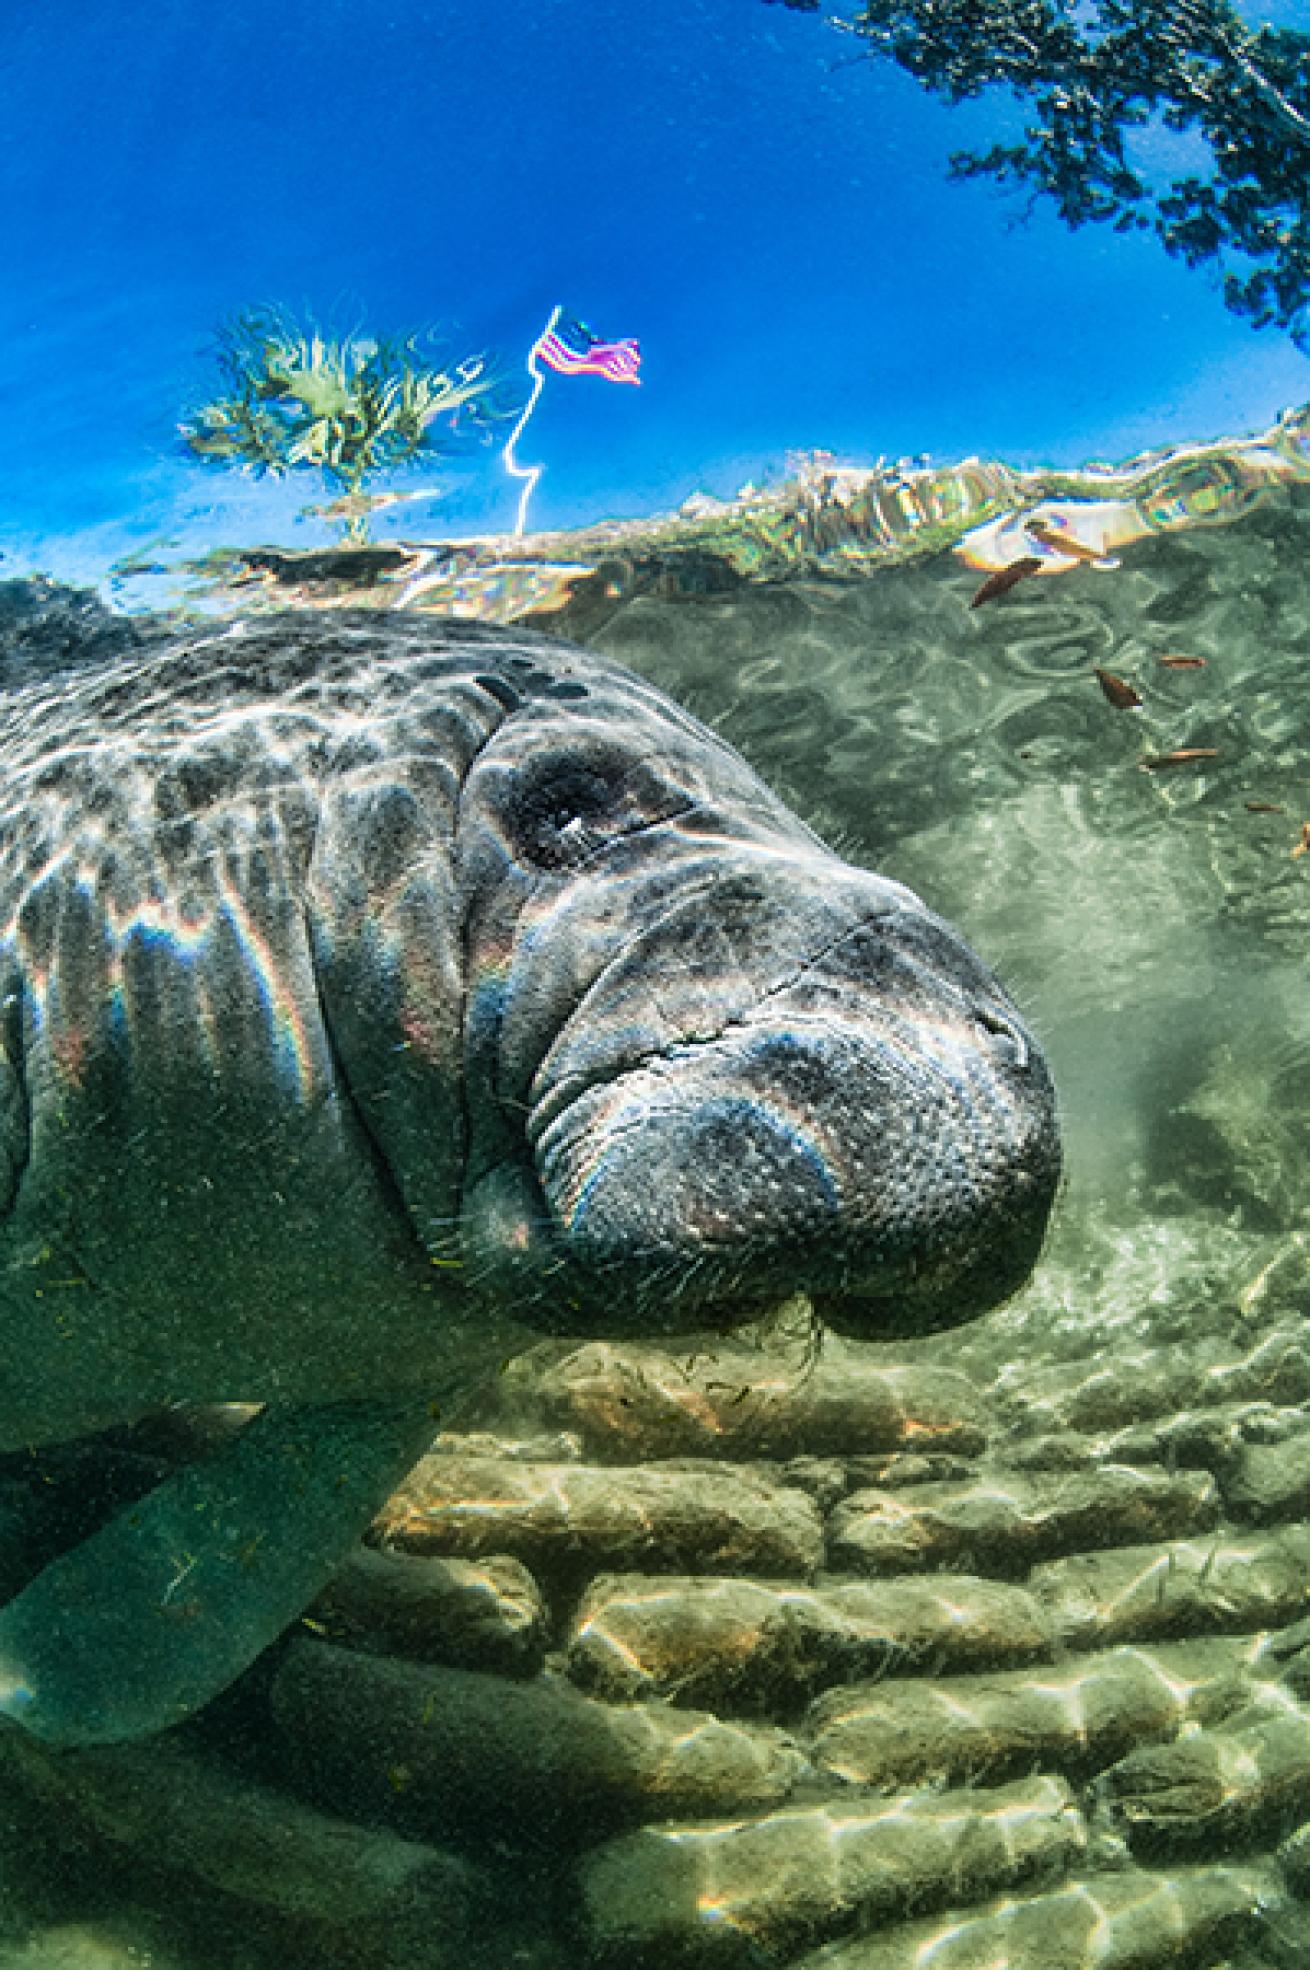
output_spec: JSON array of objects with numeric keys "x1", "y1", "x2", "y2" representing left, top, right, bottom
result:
[{"x1": 0, "y1": 597, "x2": 1059, "y2": 1743}]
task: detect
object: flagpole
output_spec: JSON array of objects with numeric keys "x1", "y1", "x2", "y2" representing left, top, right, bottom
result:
[{"x1": 502, "y1": 304, "x2": 560, "y2": 538}]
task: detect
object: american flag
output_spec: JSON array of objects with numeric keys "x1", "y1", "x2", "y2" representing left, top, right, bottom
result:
[{"x1": 533, "y1": 312, "x2": 641, "y2": 385}]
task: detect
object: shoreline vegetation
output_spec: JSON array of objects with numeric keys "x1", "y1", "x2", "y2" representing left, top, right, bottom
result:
[
  {"x1": 128, "y1": 400, "x2": 1310, "y2": 631},
  {"x1": 178, "y1": 311, "x2": 520, "y2": 546},
  {"x1": 767, "y1": 0, "x2": 1310, "y2": 351}
]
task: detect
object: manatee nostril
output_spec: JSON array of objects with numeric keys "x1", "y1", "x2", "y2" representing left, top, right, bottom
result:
[{"x1": 972, "y1": 1004, "x2": 1029, "y2": 1070}]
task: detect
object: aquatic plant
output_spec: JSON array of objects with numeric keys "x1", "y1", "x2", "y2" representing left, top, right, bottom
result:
[
  {"x1": 768, "y1": 0, "x2": 1310, "y2": 348},
  {"x1": 181, "y1": 310, "x2": 516, "y2": 540}
]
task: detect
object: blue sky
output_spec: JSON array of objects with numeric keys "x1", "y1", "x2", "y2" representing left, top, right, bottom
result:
[{"x1": 0, "y1": 0, "x2": 1306, "y2": 581}]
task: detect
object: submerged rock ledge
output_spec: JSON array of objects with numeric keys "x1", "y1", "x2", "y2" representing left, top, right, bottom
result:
[{"x1": 8, "y1": 1318, "x2": 1310, "y2": 1968}]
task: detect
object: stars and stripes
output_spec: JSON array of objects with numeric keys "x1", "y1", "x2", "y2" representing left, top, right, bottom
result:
[
  {"x1": 504, "y1": 304, "x2": 644, "y2": 535},
  {"x1": 532, "y1": 312, "x2": 642, "y2": 385}
]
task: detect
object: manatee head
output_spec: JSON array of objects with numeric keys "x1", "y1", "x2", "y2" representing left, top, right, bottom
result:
[{"x1": 452, "y1": 643, "x2": 1059, "y2": 1340}]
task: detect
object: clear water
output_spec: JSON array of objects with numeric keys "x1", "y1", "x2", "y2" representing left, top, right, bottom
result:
[{"x1": 3, "y1": 3, "x2": 1310, "y2": 1967}]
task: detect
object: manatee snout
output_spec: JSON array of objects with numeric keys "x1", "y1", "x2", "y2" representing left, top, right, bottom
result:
[{"x1": 467, "y1": 880, "x2": 1060, "y2": 1339}]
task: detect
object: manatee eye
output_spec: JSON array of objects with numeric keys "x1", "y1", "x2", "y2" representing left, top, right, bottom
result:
[
  {"x1": 514, "y1": 758, "x2": 632, "y2": 869},
  {"x1": 973, "y1": 1003, "x2": 1029, "y2": 1070},
  {"x1": 511, "y1": 749, "x2": 687, "y2": 870},
  {"x1": 533, "y1": 763, "x2": 624, "y2": 832}
]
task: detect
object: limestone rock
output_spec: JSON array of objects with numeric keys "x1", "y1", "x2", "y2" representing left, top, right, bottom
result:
[
  {"x1": 486, "y1": 1338, "x2": 987, "y2": 1462},
  {"x1": 4, "y1": 1728, "x2": 486, "y2": 1939},
  {"x1": 431, "y1": 1428, "x2": 584, "y2": 1464},
  {"x1": 576, "y1": 1775, "x2": 1085, "y2": 1968},
  {"x1": 310, "y1": 1547, "x2": 548, "y2": 1674},
  {"x1": 1031, "y1": 1526, "x2": 1310, "y2": 1648},
  {"x1": 1097, "y1": 1703, "x2": 1310, "y2": 1851},
  {"x1": 567, "y1": 1572, "x2": 1053, "y2": 1711},
  {"x1": 1003, "y1": 1404, "x2": 1310, "y2": 1477},
  {"x1": 1222, "y1": 1426, "x2": 1310, "y2": 1523},
  {"x1": 827, "y1": 1466, "x2": 1219, "y2": 1579},
  {"x1": 806, "y1": 1639, "x2": 1258, "y2": 1791},
  {"x1": 780, "y1": 1457, "x2": 851, "y2": 1511},
  {"x1": 784, "y1": 1864, "x2": 1274, "y2": 1970},
  {"x1": 844, "y1": 1450, "x2": 982, "y2": 1489},
  {"x1": 1275, "y1": 1814, "x2": 1310, "y2": 1897},
  {"x1": 374, "y1": 1455, "x2": 823, "y2": 1582},
  {"x1": 996, "y1": 1329, "x2": 1310, "y2": 1436},
  {"x1": 1259, "y1": 1615, "x2": 1310, "y2": 1703},
  {"x1": 270, "y1": 1637, "x2": 805, "y2": 1846},
  {"x1": 1102, "y1": 1400, "x2": 1310, "y2": 1473},
  {"x1": 1002, "y1": 1431, "x2": 1103, "y2": 1472}
]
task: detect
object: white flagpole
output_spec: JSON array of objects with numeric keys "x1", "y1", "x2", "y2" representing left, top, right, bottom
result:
[{"x1": 501, "y1": 304, "x2": 560, "y2": 538}]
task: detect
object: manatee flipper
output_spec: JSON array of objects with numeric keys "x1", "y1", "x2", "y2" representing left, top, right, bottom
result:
[{"x1": 0, "y1": 1397, "x2": 436, "y2": 1745}]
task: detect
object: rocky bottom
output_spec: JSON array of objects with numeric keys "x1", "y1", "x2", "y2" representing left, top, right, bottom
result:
[{"x1": 6, "y1": 1304, "x2": 1310, "y2": 1969}]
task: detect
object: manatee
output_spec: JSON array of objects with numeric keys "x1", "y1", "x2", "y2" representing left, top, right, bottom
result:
[{"x1": 0, "y1": 591, "x2": 1059, "y2": 1743}]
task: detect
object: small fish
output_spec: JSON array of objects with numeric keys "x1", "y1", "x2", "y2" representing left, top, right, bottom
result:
[
  {"x1": 1093, "y1": 668, "x2": 1142, "y2": 710},
  {"x1": 1159, "y1": 654, "x2": 1207, "y2": 670},
  {"x1": 1292, "y1": 823, "x2": 1310, "y2": 860},
  {"x1": 969, "y1": 557, "x2": 1043, "y2": 608},
  {"x1": 1026, "y1": 519, "x2": 1112, "y2": 565},
  {"x1": 1245, "y1": 801, "x2": 1284, "y2": 814},
  {"x1": 1140, "y1": 748, "x2": 1220, "y2": 771}
]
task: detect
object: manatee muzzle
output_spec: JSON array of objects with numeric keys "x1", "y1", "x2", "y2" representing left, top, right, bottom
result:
[
  {"x1": 459, "y1": 863, "x2": 1059, "y2": 1338},
  {"x1": 525, "y1": 988, "x2": 1058, "y2": 1336}
]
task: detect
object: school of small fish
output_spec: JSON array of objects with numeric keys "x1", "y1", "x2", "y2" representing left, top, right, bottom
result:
[{"x1": 965, "y1": 511, "x2": 1306, "y2": 858}]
